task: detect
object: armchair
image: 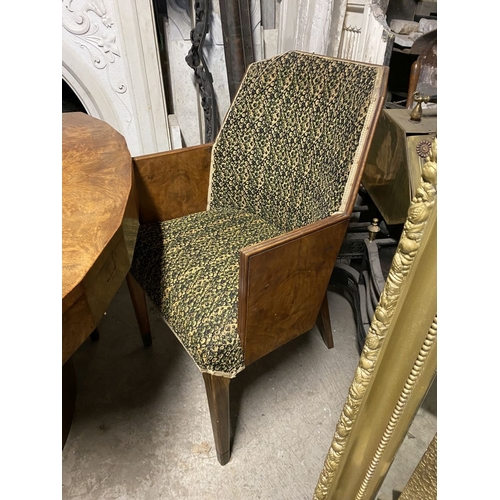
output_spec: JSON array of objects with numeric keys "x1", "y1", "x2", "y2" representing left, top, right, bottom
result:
[{"x1": 127, "y1": 51, "x2": 388, "y2": 465}]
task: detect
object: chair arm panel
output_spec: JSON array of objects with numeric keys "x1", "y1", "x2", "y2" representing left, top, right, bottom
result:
[
  {"x1": 238, "y1": 215, "x2": 350, "y2": 366},
  {"x1": 132, "y1": 143, "x2": 213, "y2": 224}
]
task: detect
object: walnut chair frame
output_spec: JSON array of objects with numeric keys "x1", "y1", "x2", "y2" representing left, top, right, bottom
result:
[{"x1": 126, "y1": 51, "x2": 389, "y2": 465}]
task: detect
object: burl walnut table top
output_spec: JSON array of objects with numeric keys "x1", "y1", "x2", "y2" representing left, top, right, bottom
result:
[{"x1": 62, "y1": 112, "x2": 133, "y2": 300}]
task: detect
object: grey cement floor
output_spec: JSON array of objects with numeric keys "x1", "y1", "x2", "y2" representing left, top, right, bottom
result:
[{"x1": 62, "y1": 282, "x2": 436, "y2": 500}]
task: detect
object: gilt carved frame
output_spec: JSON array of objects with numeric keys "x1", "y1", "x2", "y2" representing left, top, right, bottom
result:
[{"x1": 314, "y1": 139, "x2": 437, "y2": 500}]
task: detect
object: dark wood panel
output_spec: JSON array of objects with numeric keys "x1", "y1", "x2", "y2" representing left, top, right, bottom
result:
[
  {"x1": 126, "y1": 273, "x2": 152, "y2": 347},
  {"x1": 238, "y1": 216, "x2": 350, "y2": 366},
  {"x1": 132, "y1": 143, "x2": 213, "y2": 224}
]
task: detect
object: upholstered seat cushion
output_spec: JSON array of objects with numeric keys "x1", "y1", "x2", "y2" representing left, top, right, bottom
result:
[{"x1": 130, "y1": 209, "x2": 283, "y2": 377}]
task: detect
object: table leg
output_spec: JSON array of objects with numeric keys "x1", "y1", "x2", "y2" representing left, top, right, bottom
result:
[
  {"x1": 62, "y1": 357, "x2": 77, "y2": 449},
  {"x1": 90, "y1": 328, "x2": 100, "y2": 341}
]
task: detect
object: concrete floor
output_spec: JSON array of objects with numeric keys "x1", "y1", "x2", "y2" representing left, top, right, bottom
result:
[{"x1": 62, "y1": 282, "x2": 436, "y2": 500}]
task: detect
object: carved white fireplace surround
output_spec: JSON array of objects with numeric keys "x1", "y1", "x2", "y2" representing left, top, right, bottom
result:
[
  {"x1": 62, "y1": 0, "x2": 171, "y2": 156},
  {"x1": 62, "y1": 0, "x2": 390, "y2": 155}
]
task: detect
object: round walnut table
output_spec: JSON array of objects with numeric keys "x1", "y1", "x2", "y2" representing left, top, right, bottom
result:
[{"x1": 62, "y1": 112, "x2": 138, "y2": 448}]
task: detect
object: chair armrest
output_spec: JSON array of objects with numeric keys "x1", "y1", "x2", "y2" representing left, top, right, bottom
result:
[
  {"x1": 238, "y1": 214, "x2": 350, "y2": 366},
  {"x1": 132, "y1": 143, "x2": 213, "y2": 224}
]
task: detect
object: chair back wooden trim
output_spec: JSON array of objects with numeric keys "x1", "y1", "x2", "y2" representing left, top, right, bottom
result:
[{"x1": 132, "y1": 143, "x2": 213, "y2": 224}]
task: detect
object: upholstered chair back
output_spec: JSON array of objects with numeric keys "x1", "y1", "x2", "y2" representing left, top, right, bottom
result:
[{"x1": 208, "y1": 50, "x2": 383, "y2": 233}]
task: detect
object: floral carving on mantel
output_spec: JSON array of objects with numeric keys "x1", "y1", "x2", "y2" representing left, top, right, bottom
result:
[
  {"x1": 62, "y1": 0, "x2": 127, "y2": 94},
  {"x1": 63, "y1": 0, "x2": 114, "y2": 36}
]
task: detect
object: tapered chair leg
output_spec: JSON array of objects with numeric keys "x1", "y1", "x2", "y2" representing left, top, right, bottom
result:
[
  {"x1": 202, "y1": 372, "x2": 231, "y2": 465},
  {"x1": 316, "y1": 291, "x2": 334, "y2": 349},
  {"x1": 126, "y1": 272, "x2": 152, "y2": 348}
]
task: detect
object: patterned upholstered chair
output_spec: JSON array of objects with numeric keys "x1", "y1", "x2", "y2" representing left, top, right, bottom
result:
[{"x1": 127, "y1": 51, "x2": 388, "y2": 465}]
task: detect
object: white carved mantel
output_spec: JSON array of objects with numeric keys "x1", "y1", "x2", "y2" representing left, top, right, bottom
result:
[{"x1": 62, "y1": 0, "x2": 171, "y2": 156}]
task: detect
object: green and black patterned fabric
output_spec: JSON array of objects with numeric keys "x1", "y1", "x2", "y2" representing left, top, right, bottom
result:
[
  {"x1": 209, "y1": 51, "x2": 380, "y2": 232},
  {"x1": 131, "y1": 209, "x2": 282, "y2": 375},
  {"x1": 131, "y1": 51, "x2": 383, "y2": 377}
]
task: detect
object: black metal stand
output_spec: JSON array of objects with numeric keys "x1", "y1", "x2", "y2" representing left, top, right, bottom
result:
[
  {"x1": 330, "y1": 188, "x2": 401, "y2": 353},
  {"x1": 185, "y1": 0, "x2": 220, "y2": 143}
]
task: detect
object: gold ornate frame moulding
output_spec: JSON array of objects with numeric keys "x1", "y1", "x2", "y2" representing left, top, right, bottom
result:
[
  {"x1": 314, "y1": 140, "x2": 437, "y2": 500},
  {"x1": 399, "y1": 433, "x2": 437, "y2": 499}
]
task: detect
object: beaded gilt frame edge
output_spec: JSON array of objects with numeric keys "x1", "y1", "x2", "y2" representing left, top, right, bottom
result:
[{"x1": 313, "y1": 138, "x2": 438, "y2": 500}]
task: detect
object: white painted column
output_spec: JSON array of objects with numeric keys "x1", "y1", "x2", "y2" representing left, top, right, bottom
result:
[
  {"x1": 338, "y1": 1, "x2": 393, "y2": 65},
  {"x1": 250, "y1": 0, "x2": 264, "y2": 61},
  {"x1": 276, "y1": 0, "x2": 348, "y2": 57}
]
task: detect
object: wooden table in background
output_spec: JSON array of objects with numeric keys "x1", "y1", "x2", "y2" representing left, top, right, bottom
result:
[{"x1": 62, "y1": 112, "x2": 138, "y2": 447}]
